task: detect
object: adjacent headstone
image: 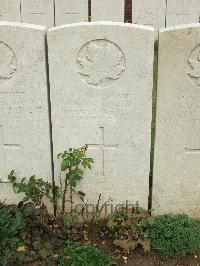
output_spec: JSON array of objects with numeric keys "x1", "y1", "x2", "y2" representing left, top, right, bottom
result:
[
  {"x1": 153, "y1": 24, "x2": 200, "y2": 218},
  {"x1": 166, "y1": 0, "x2": 200, "y2": 27},
  {"x1": 0, "y1": 0, "x2": 21, "y2": 22},
  {"x1": 55, "y1": 0, "x2": 88, "y2": 26},
  {"x1": 48, "y1": 22, "x2": 154, "y2": 209},
  {"x1": 21, "y1": 0, "x2": 54, "y2": 27},
  {"x1": 0, "y1": 22, "x2": 51, "y2": 204},
  {"x1": 91, "y1": 0, "x2": 125, "y2": 22},
  {"x1": 132, "y1": 0, "x2": 166, "y2": 28}
]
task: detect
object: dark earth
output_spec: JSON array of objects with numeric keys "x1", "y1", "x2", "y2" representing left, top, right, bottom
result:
[{"x1": 5, "y1": 205, "x2": 200, "y2": 266}]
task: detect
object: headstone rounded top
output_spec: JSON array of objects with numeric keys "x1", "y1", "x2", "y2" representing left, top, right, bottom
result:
[
  {"x1": 48, "y1": 21, "x2": 155, "y2": 33},
  {"x1": 159, "y1": 23, "x2": 200, "y2": 33},
  {"x1": 0, "y1": 21, "x2": 46, "y2": 30}
]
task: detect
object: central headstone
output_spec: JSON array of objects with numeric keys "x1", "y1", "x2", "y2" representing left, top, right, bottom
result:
[
  {"x1": 0, "y1": 22, "x2": 51, "y2": 204},
  {"x1": 48, "y1": 22, "x2": 154, "y2": 208}
]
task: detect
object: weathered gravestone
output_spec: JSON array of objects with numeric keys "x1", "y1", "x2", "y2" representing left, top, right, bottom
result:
[
  {"x1": 166, "y1": 0, "x2": 200, "y2": 27},
  {"x1": 55, "y1": 0, "x2": 88, "y2": 26},
  {"x1": 0, "y1": 0, "x2": 21, "y2": 22},
  {"x1": 48, "y1": 22, "x2": 154, "y2": 209},
  {"x1": 21, "y1": 0, "x2": 54, "y2": 27},
  {"x1": 91, "y1": 0, "x2": 125, "y2": 22},
  {"x1": 132, "y1": 0, "x2": 166, "y2": 29},
  {"x1": 153, "y1": 24, "x2": 200, "y2": 218},
  {"x1": 0, "y1": 22, "x2": 51, "y2": 204}
]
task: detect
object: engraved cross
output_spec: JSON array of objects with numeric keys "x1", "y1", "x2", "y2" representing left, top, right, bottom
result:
[
  {"x1": 0, "y1": 125, "x2": 20, "y2": 180},
  {"x1": 87, "y1": 127, "x2": 118, "y2": 177},
  {"x1": 64, "y1": 12, "x2": 79, "y2": 15},
  {"x1": 64, "y1": 3, "x2": 79, "y2": 15}
]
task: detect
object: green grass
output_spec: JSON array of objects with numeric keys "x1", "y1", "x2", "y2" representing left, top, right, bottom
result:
[
  {"x1": 60, "y1": 242, "x2": 115, "y2": 266},
  {"x1": 149, "y1": 214, "x2": 200, "y2": 258}
]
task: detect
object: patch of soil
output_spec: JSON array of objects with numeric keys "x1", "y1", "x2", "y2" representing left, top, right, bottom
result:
[
  {"x1": 86, "y1": 223, "x2": 200, "y2": 266},
  {"x1": 5, "y1": 205, "x2": 200, "y2": 266},
  {"x1": 118, "y1": 250, "x2": 200, "y2": 266}
]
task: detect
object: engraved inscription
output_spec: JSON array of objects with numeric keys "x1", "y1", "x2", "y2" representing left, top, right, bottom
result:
[
  {"x1": 64, "y1": 12, "x2": 79, "y2": 15},
  {"x1": 64, "y1": 92, "x2": 134, "y2": 122},
  {"x1": 0, "y1": 42, "x2": 17, "y2": 83},
  {"x1": 31, "y1": 12, "x2": 45, "y2": 15},
  {"x1": 187, "y1": 45, "x2": 200, "y2": 87},
  {"x1": 176, "y1": 4, "x2": 191, "y2": 22},
  {"x1": 76, "y1": 39, "x2": 126, "y2": 88},
  {"x1": 137, "y1": 8, "x2": 156, "y2": 25}
]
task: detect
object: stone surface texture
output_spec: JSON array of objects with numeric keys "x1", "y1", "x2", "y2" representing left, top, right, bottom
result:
[
  {"x1": 0, "y1": 0, "x2": 21, "y2": 22},
  {"x1": 132, "y1": 0, "x2": 166, "y2": 28},
  {"x1": 48, "y1": 22, "x2": 154, "y2": 209},
  {"x1": 91, "y1": 0, "x2": 125, "y2": 22},
  {"x1": 55, "y1": 0, "x2": 88, "y2": 26},
  {"x1": 166, "y1": 0, "x2": 200, "y2": 27},
  {"x1": 0, "y1": 22, "x2": 51, "y2": 204},
  {"x1": 153, "y1": 24, "x2": 200, "y2": 218},
  {"x1": 21, "y1": 0, "x2": 54, "y2": 27}
]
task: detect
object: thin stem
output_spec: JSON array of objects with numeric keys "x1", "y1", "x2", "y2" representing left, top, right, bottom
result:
[
  {"x1": 62, "y1": 174, "x2": 69, "y2": 213},
  {"x1": 70, "y1": 185, "x2": 73, "y2": 213},
  {"x1": 59, "y1": 172, "x2": 63, "y2": 191},
  {"x1": 95, "y1": 197, "x2": 112, "y2": 222}
]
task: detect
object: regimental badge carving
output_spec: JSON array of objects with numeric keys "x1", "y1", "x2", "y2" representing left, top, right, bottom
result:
[
  {"x1": 0, "y1": 42, "x2": 17, "y2": 82},
  {"x1": 76, "y1": 39, "x2": 126, "y2": 88},
  {"x1": 187, "y1": 45, "x2": 200, "y2": 87}
]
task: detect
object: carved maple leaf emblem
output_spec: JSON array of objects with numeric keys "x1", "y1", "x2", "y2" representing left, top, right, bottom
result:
[
  {"x1": 77, "y1": 40, "x2": 126, "y2": 87},
  {"x1": 188, "y1": 54, "x2": 200, "y2": 86},
  {"x1": 0, "y1": 42, "x2": 16, "y2": 80}
]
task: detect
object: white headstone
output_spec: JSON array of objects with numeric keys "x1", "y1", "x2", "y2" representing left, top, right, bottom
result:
[
  {"x1": 48, "y1": 22, "x2": 154, "y2": 209},
  {"x1": 0, "y1": 22, "x2": 51, "y2": 204},
  {"x1": 21, "y1": 0, "x2": 54, "y2": 27},
  {"x1": 91, "y1": 0, "x2": 125, "y2": 22},
  {"x1": 0, "y1": 0, "x2": 21, "y2": 22},
  {"x1": 55, "y1": 0, "x2": 88, "y2": 26},
  {"x1": 132, "y1": 0, "x2": 166, "y2": 28},
  {"x1": 166, "y1": 0, "x2": 200, "y2": 27},
  {"x1": 153, "y1": 24, "x2": 200, "y2": 218}
]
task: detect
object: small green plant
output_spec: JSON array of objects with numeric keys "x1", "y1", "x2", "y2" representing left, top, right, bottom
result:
[
  {"x1": 57, "y1": 145, "x2": 94, "y2": 214},
  {"x1": 149, "y1": 214, "x2": 200, "y2": 258},
  {"x1": 7, "y1": 146, "x2": 94, "y2": 228},
  {"x1": 0, "y1": 204, "x2": 25, "y2": 258},
  {"x1": 60, "y1": 242, "x2": 115, "y2": 266},
  {"x1": 106, "y1": 203, "x2": 154, "y2": 253},
  {"x1": 8, "y1": 170, "x2": 60, "y2": 208}
]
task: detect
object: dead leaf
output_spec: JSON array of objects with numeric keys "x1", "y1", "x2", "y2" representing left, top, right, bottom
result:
[
  {"x1": 137, "y1": 239, "x2": 151, "y2": 252},
  {"x1": 114, "y1": 239, "x2": 137, "y2": 253}
]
